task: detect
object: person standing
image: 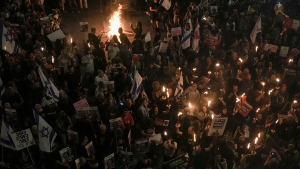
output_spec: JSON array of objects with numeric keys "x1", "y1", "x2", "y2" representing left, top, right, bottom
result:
[
  {"x1": 149, "y1": 0, "x2": 159, "y2": 28},
  {"x1": 79, "y1": 0, "x2": 88, "y2": 11},
  {"x1": 88, "y1": 27, "x2": 101, "y2": 48},
  {"x1": 163, "y1": 138, "x2": 177, "y2": 162}
]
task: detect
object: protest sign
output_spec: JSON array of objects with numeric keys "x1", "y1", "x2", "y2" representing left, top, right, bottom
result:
[
  {"x1": 109, "y1": 117, "x2": 123, "y2": 130},
  {"x1": 145, "y1": 32, "x2": 151, "y2": 42},
  {"x1": 121, "y1": 151, "x2": 134, "y2": 169},
  {"x1": 104, "y1": 81, "x2": 115, "y2": 92},
  {"x1": 163, "y1": 120, "x2": 170, "y2": 126},
  {"x1": 73, "y1": 98, "x2": 89, "y2": 108},
  {"x1": 47, "y1": 29, "x2": 66, "y2": 42},
  {"x1": 171, "y1": 27, "x2": 182, "y2": 36},
  {"x1": 290, "y1": 48, "x2": 300, "y2": 57},
  {"x1": 75, "y1": 107, "x2": 100, "y2": 121},
  {"x1": 292, "y1": 19, "x2": 300, "y2": 30},
  {"x1": 75, "y1": 158, "x2": 80, "y2": 169},
  {"x1": 104, "y1": 153, "x2": 115, "y2": 169},
  {"x1": 59, "y1": 147, "x2": 72, "y2": 163},
  {"x1": 5, "y1": 108, "x2": 17, "y2": 121},
  {"x1": 135, "y1": 138, "x2": 149, "y2": 153},
  {"x1": 162, "y1": 155, "x2": 188, "y2": 169},
  {"x1": 283, "y1": 17, "x2": 293, "y2": 29},
  {"x1": 149, "y1": 133, "x2": 163, "y2": 145},
  {"x1": 155, "y1": 119, "x2": 164, "y2": 126},
  {"x1": 11, "y1": 129, "x2": 35, "y2": 150},
  {"x1": 264, "y1": 44, "x2": 278, "y2": 53},
  {"x1": 159, "y1": 42, "x2": 168, "y2": 53},
  {"x1": 79, "y1": 22, "x2": 88, "y2": 32},
  {"x1": 85, "y1": 141, "x2": 94, "y2": 157},
  {"x1": 208, "y1": 117, "x2": 228, "y2": 136},
  {"x1": 279, "y1": 46, "x2": 289, "y2": 57},
  {"x1": 205, "y1": 34, "x2": 218, "y2": 46},
  {"x1": 235, "y1": 97, "x2": 253, "y2": 117},
  {"x1": 67, "y1": 130, "x2": 78, "y2": 142},
  {"x1": 164, "y1": 38, "x2": 171, "y2": 42}
]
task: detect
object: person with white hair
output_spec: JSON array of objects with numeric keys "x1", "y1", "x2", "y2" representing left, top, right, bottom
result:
[{"x1": 95, "y1": 70, "x2": 108, "y2": 86}]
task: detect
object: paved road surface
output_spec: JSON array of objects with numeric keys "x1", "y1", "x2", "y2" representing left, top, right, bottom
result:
[{"x1": 60, "y1": 2, "x2": 167, "y2": 46}]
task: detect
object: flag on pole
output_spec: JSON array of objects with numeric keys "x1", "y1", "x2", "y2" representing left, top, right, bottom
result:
[
  {"x1": 0, "y1": 24, "x2": 18, "y2": 54},
  {"x1": 192, "y1": 19, "x2": 200, "y2": 53},
  {"x1": 33, "y1": 111, "x2": 57, "y2": 152},
  {"x1": 38, "y1": 66, "x2": 60, "y2": 101},
  {"x1": 160, "y1": 0, "x2": 171, "y2": 10},
  {"x1": 250, "y1": 15, "x2": 262, "y2": 43},
  {"x1": 0, "y1": 119, "x2": 15, "y2": 150},
  {"x1": 131, "y1": 70, "x2": 143, "y2": 101},
  {"x1": 0, "y1": 78, "x2": 5, "y2": 105},
  {"x1": 180, "y1": 18, "x2": 193, "y2": 49},
  {"x1": 174, "y1": 72, "x2": 183, "y2": 98}
]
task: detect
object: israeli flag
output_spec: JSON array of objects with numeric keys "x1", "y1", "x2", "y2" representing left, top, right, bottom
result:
[
  {"x1": 131, "y1": 70, "x2": 143, "y2": 101},
  {"x1": 174, "y1": 72, "x2": 183, "y2": 98},
  {"x1": 0, "y1": 78, "x2": 5, "y2": 105},
  {"x1": 0, "y1": 119, "x2": 15, "y2": 150},
  {"x1": 0, "y1": 24, "x2": 18, "y2": 54},
  {"x1": 180, "y1": 18, "x2": 193, "y2": 49},
  {"x1": 160, "y1": 0, "x2": 171, "y2": 10},
  {"x1": 38, "y1": 66, "x2": 60, "y2": 101},
  {"x1": 33, "y1": 111, "x2": 57, "y2": 152}
]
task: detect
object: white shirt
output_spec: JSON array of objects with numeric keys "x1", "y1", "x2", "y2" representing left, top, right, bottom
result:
[
  {"x1": 163, "y1": 141, "x2": 177, "y2": 157},
  {"x1": 95, "y1": 74, "x2": 108, "y2": 86}
]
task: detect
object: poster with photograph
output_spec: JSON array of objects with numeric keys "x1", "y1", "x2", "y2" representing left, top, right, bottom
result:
[
  {"x1": 11, "y1": 129, "x2": 35, "y2": 150},
  {"x1": 67, "y1": 130, "x2": 78, "y2": 142},
  {"x1": 135, "y1": 139, "x2": 149, "y2": 153},
  {"x1": 279, "y1": 46, "x2": 289, "y2": 57},
  {"x1": 85, "y1": 141, "x2": 94, "y2": 157},
  {"x1": 121, "y1": 151, "x2": 134, "y2": 169},
  {"x1": 75, "y1": 107, "x2": 89, "y2": 121},
  {"x1": 208, "y1": 117, "x2": 228, "y2": 136},
  {"x1": 104, "y1": 153, "x2": 115, "y2": 169},
  {"x1": 210, "y1": 6, "x2": 218, "y2": 13},
  {"x1": 290, "y1": 48, "x2": 300, "y2": 57},
  {"x1": 109, "y1": 117, "x2": 123, "y2": 130},
  {"x1": 292, "y1": 19, "x2": 300, "y2": 30},
  {"x1": 79, "y1": 22, "x2": 88, "y2": 32},
  {"x1": 104, "y1": 81, "x2": 115, "y2": 92},
  {"x1": 154, "y1": 119, "x2": 164, "y2": 126},
  {"x1": 264, "y1": 44, "x2": 278, "y2": 53},
  {"x1": 88, "y1": 106, "x2": 100, "y2": 121},
  {"x1": 75, "y1": 158, "x2": 81, "y2": 169},
  {"x1": 283, "y1": 17, "x2": 293, "y2": 29},
  {"x1": 159, "y1": 42, "x2": 168, "y2": 53},
  {"x1": 5, "y1": 108, "x2": 17, "y2": 121},
  {"x1": 59, "y1": 147, "x2": 72, "y2": 163}
]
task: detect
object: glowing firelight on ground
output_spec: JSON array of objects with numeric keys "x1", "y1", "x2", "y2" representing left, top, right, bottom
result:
[{"x1": 108, "y1": 5, "x2": 122, "y2": 39}]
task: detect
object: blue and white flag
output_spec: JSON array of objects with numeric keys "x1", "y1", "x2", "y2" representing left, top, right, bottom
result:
[
  {"x1": 38, "y1": 66, "x2": 60, "y2": 101},
  {"x1": 0, "y1": 119, "x2": 15, "y2": 150},
  {"x1": 160, "y1": 0, "x2": 171, "y2": 10},
  {"x1": 174, "y1": 72, "x2": 183, "y2": 98},
  {"x1": 0, "y1": 78, "x2": 5, "y2": 105},
  {"x1": 0, "y1": 24, "x2": 18, "y2": 54},
  {"x1": 33, "y1": 111, "x2": 57, "y2": 152},
  {"x1": 180, "y1": 18, "x2": 193, "y2": 49},
  {"x1": 131, "y1": 70, "x2": 143, "y2": 101}
]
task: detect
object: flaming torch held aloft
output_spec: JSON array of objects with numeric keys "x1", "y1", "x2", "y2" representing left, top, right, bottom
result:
[
  {"x1": 177, "y1": 112, "x2": 183, "y2": 123},
  {"x1": 52, "y1": 56, "x2": 54, "y2": 64}
]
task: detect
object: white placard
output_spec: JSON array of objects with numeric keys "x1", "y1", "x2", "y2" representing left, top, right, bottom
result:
[
  {"x1": 59, "y1": 147, "x2": 72, "y2": 163},
  {"x1": 210, "y1": 6, "x2": 218, "y2": 13},
  {"x1": 109, "y1": 117, "x2": 123, "y2": 130},
  {"x1": 159, "y1": 42, "x2": 168, "y2": 53},
  {"x1": 208, "y1": 117, "x2": 228, "y2": 136},
  {"x1": 292, "y1": 20, "x2": 300, "y2": 30},
  {"x1": 264, "y1": 44, "x2": 278, "y2": 53},
  {"x1": 75, "y1": 158, "x2": 80, "y2": 169},
  {"x1": 149, "y1": 133, "x2": 163, "y2": 145},
  {"x1": 11, "y1": 129, "x2": 35, "y2": 150},
  {"x1": 85, "y1": 141, "x2": 94, "y2": 157},
  {"x1": 104, "y1": 153, "x2": 115, "y2": 169},
  {"x1": 279, "y1": 46, "x2": 289, "y2": 57},
  {"x1": 47, "y1": 29, "x2": 66, "y2": 42},
  {"x1": 145, "y1": 32, "x2": 151, "y2": 42}
]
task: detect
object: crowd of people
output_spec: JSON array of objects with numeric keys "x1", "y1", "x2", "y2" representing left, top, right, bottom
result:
[{"x1": 1, "y1": 0, "x2": 300, "y2": 168}]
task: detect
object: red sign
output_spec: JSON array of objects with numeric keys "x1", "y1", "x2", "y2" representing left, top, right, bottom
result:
[
  {"x1": 205, "y1": 34, "x2": 218, "y2": 46},
  {"x1": 235, "y1": 97, "x2": 253, "y2": 117},
  {"x1": 283, "y1": 18, "x2": 293, "y2": 29}
]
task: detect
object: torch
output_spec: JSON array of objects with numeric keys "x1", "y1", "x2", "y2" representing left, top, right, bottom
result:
[
  {"x1": 289, "y1": 59, "x2": 293, "y2": 63},
  {"x1": 294, "y1": 100, "x2": 297, "y2": 104},
  {"x1": 71, "y1": 38, "x2": 73, "y2": 44},
  {"x1": 216, "y1": 63, "x2": 220, "y2": 71},
  {"x1": 208, "y1": 71, "x2": 211, "y2": 78},
  {"x1": 52, "y1": 56, "x2": 54, "y2": 64},
  {"x1": 261, "y1": 82, "x2": 265, "y2": 88},
  {"x1": 258, "y1": 133, "x2": 261, "y2": 138},
  {"x1": 276, "y1": 78, "x2": 280, "y2": 89},
  {"x1": 208, "y1": 100, "x2": 211, "y2": 108},
  {"x1": 177, "y1": 112, "x2": 183, "y2": 123},
  {"x1": 167, "y1": 89, "x2": 170, "y2": 108},
  {"x1": 241, "y1": 93, "x2": 245, "y2": 107},
  {"x1": 255, "y1": 137, "x2": 258, "y2": 144},
  {"x1": 239, "y1": 58, "x2": 243, "y2": 70},
  {"x1": 193, "y1": 68, "x2": 196, "y2": 74},
  {"x1": 255, "y1": 46, "x2": 258, "y2": 52}
]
